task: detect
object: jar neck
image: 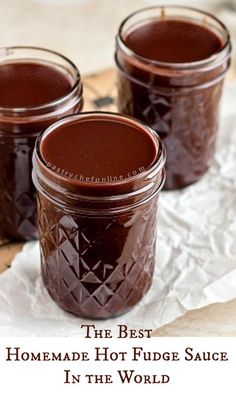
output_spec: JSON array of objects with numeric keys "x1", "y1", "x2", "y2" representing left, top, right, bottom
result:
[
  {"x1": 115, "y1": 53, "x2": 230, "y2": 93},
  {"x1": 33, "y1": 161, "x2": 166, "y2": 214},
  {"x1": 116, "y1": 6, "x2": 232, "y2": 88},
  {"x1": 0, "y1": 84, "x2": 83, "y2": 136},
  {"x1": 32, "y1": 113, "x2": 166, "y2": 213},
  {"x1": 0, "y1": 46, "x2": 83, "y2": 134}
]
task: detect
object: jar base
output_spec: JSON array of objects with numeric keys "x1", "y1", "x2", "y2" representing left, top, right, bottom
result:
[{"x1": 43, "y1": 275, "x2": 153, "y2": 320}]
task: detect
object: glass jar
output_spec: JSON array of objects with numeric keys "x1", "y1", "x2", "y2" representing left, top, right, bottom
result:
[
  {"x1": 115, "y1": 6, "x2": 231, "y2": 190},
  {"x1": 33, "y1": 112, "x2": 166, "y2": 319},
  {"x1": 0, "y1": 46, "x2": 83, "y2": 241}
]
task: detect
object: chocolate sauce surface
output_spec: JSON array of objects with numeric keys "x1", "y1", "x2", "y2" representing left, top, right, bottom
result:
[
  {"x1": 0, "y1": 61, "x2": 73, "y2": 108},
  {"x1": 125, "y1": 19, "x2": 223, "y2": 63},
  {"x1": 116, "y1": 15, "x2": 229, "y2": 189},
  {"x1": 35, "y1": 114, "x2": 165, "y2": 319},
  {"x1": 41, "y1": 118, "x2": 157, "y2": 179},
  {"x1": 0, "y1": 59, "x2": 81, "y2": 241}
]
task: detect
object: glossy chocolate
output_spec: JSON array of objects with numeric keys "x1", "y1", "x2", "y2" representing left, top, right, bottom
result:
[
  {"x1": 125, "y1": 19, "x2": 223, "y2": 63},
  {"x1": 33, "y1": 113, "x2": 166, "y2": 319},
  {"x1": 0, "y1": 62, "x2": 73, "y2": 108},
  {"x1": 116, "y1": 7, "x2": 231, "y2": 189},
  {"x1": 0, "y1": 47, "x2": 82, "y2": 241},
  {"x1": 41, "y1": 118, "x2": 157, "y2": 180}
]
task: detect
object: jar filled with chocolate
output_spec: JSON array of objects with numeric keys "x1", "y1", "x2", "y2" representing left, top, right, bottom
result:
[
  {"x1": 0, "y1": 46, "x2": 83, "y2": 241},
  {"x1": 115, "y1": 6, "x2": 231, "y2": 190},
  {"x1": 33, "y1": 112, "x2": 166, "y2": 319}
]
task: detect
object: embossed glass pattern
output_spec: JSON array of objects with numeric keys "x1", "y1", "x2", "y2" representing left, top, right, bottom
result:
[
  {"x1": 0, "y1": 46, "x2": 83, "y2": 241},
  {"x1": 33, "y1": 112, "x2": 166, "y2": 319},
  {"x1": 115, "y1": 6, "x2": 231, "y2": 190},
  {"x1": 0, "y1": 135, "x2": 38, "y2": 240},
  {"x1": 37, "y1": 191, "x2": 158, "y2": 319}
]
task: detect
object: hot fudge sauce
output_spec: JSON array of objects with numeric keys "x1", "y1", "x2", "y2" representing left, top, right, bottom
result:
[
  {"x1": 33, "y1": 112, "x2": 166, "y2": 319},
  {"x1": 124, "y1": 19, "x2": 223, "y2": 63},
  {"x1": 40, "y1": 117, "x2": 157, "y2": 180},
  {"x1": 116, "y1": 6, "x2": 231, "y2": 189},
  {"x1": 0, "y1": 62, "x2": 73, "y2": 108},
  {"x1": 0, "y1": 47, "x2": 83, "y2": 241}
]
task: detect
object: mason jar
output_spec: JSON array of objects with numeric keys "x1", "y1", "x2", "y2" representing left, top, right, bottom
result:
[
  {"x1": 33, "y1": 112, "x2": 166, "y2": 319},
  {"x1": 115, "y1": 6, "x2": 231, "y2": 190},
  {"x1": 0, "y1": 46, "x2": 83, "y2": 241}
]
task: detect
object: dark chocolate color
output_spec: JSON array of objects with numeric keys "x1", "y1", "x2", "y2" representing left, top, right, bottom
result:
[
  {"x1": 0, "y1": 134, "x2": 39, "y2": 240},
  {"x1": 38, "y1": 187, "x2": 158, "y2": 319},
  {"x1": 0, "y1": 62, "x2": 72, "y2": 108},
  {"x1": 41, "y1": 118, "x2": 157, "y2": 179},
  {"x1": 0, "y1": 60, "x2": 81, "y2": 241},
  {"x1": 34, "y1": 114, "x2": 165, "y2": 319},
  {"x1": 125, "y1": 19, "x2": 222, "y2": 63},
  {"x1": 116, "y1": 17, "x2": 230, "y2": 189}
]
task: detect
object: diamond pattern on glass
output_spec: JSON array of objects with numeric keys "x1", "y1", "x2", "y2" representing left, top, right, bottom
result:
[
  {"x1": 38, "y1": 193, "x2": 158, "y2": 319},
  {"x1": 0, "y1": 137, "x2": 38, "y2": 240},
  {"x1": 117, "y1": 73, "x2": 223, "y2": 189}
]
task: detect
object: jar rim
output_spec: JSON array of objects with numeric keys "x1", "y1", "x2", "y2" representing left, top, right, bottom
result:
[
  {"x1": 0, "y1": 46, "x2": 82, "y2": 115},
  {"x1": 33, "y1": 111, "x2": 166, "y2": 196},
  {"x1": 117, "y1": 5, "x2": 231, "y2": 71}
]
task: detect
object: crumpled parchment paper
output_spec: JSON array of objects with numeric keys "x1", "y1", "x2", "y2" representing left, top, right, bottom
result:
[{"x1": 0, "y1": 83, "x2": 236, "y2": 336}]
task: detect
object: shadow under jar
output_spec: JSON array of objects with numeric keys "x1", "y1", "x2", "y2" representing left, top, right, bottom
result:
[
  {"x1": 115, "y1": 6, "x2": 231, "y2": 190},
  {"x1": 0, "y1": 46, "x2": 83, "y2": 241},
  {"x1": 33, "y1": 112, "x2": 166, "y2": 319}
]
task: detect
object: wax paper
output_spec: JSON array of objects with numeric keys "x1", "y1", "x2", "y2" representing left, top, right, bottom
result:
[{"x1": 0, "y1": 83, "x2": 235, "y2": 336}]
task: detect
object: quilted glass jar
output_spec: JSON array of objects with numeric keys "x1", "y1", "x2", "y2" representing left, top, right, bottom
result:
[
  {"x1": 0, "y1": 46, "x2": 83, "y2": 241},
  {"x1": 33, "y1": 112, "x2": 166, "y2": 319},
  {"x1": 115, "y1": 6, "x2": 231, "y2": 190}
]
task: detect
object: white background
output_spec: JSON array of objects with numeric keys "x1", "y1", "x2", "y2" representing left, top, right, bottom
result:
[{"x1": 0, "y1": 0, "x2": 235, "y2": 74}]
